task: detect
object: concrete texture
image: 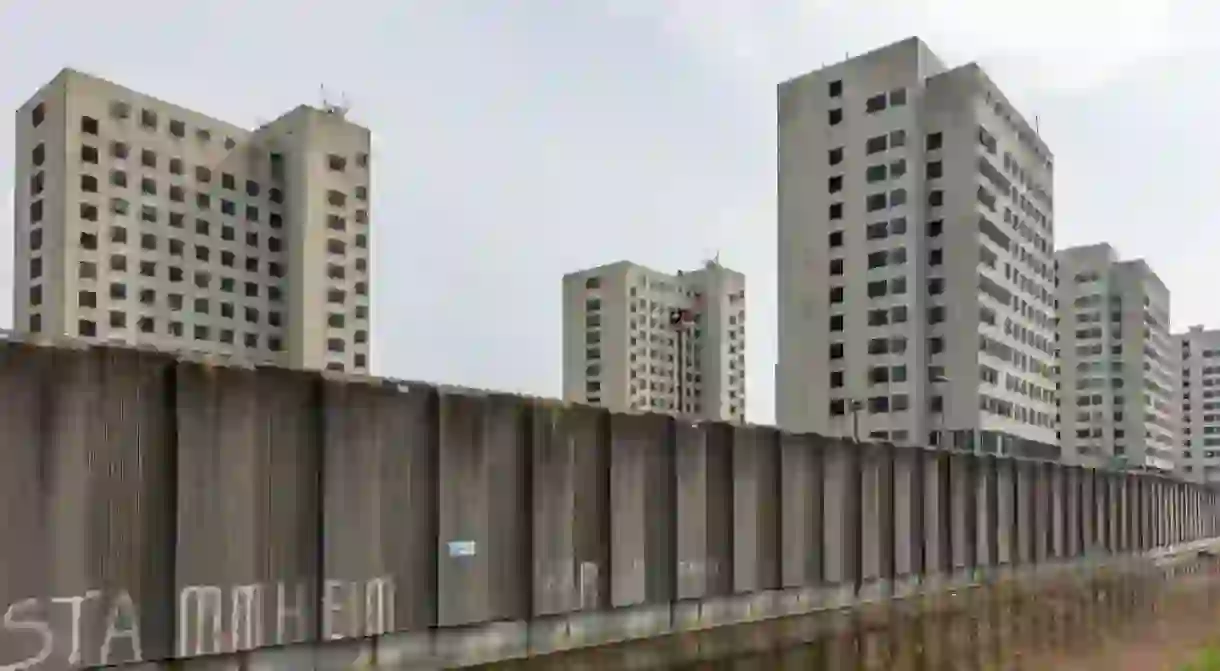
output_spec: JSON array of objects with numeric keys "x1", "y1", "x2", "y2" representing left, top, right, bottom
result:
[{"x1": 0, "y1": 341, "x2": 1218, "y2": 669}]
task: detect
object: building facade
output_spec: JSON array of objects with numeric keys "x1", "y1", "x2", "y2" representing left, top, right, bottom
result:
[
  {"x1": 13, "y1": 69, "x2": 372, "y2": 373},
  {"x1": 1055, "y1": 244, "x2": 1176, "y2": 473},
  {"x1": 776, "y1": 37, "x2": 1058, "y2": 457},
  {"x1": 562, "y1": 260, "x2": 746, "y2": 422},
  {"x1": 1177, "y1": 326, "x2": 1220, "y2": 482}
]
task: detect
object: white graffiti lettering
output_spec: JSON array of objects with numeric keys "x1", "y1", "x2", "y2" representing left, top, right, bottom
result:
[{"x1": 0, "y1": 577, "x2": 393, "y2": 670}]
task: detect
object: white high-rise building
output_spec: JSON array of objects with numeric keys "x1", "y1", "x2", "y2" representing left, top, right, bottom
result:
[
  {"x1": 562, "y1": 260, "x2": 746, "y2": 422},
  {"x1": 1055, "y1": 243, "x2": 1176, "y2": 472},
  {"x1": 13, "y1": 68, "x2": 373, "y2": 373},
  {"x1": 1176, "y1": 326, "x2": 1220, "y2": 483},
  {"x1": 776, "y1": 37, "x2": 1058, "y2": 457}
]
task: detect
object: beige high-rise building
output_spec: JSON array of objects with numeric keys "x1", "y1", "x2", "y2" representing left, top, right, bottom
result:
[
  {"x1": 776, "y1": 37, "x2": 1058, "y2": 457},
  {"x1": 12, "y1": 68, "x2": 372, "y2": 373},
  {"x1": 1055, "y1": 244, "x2": 1176, "y2": 473},
  {"x1": 1176, "y1": 326, "x2": 1220, "y2": 483},
  {"x1": 562, "y1": 260, "x2": 746, "y2": 422}
]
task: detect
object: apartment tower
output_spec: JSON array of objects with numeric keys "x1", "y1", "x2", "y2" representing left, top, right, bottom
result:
[
  {"x1": 13, "y1": 68, "x2": 372, "y2": 372},
  {"x1": 1177, "y1": 326, "x2": 1220, "y2": 483},
  {"x1": 777, "y1": 38, "x2": 1058, "y2": 457},
  {"x1": 562, "y1": 260, "x2": 746, "y2": 422},
  {"x1": 1055, "y1": 244, "x2": 1176, "y2": 472}
]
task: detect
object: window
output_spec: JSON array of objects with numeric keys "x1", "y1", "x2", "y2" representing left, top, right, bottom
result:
[
  {"x1": 355, "y1": 210, "x2": 368, "y2": 224},
  {"x1": 889, "y1": 189, "x2": 907, "y2": 207},
  {"x1": 828, "y1": 108, "x2": 843, "y2": 125},
  {"x1": 196, "y1": 193, "x2": 210, "y2": 209},
  {"x1": 355, "y1": 186, "x2": 367, "y2": 201},
  {"x1": 111, "y1": 141, "x2": 130, "y2": 160},
  {"x1": 865, "y1": 193, "x2": 887, "y2": 212},
  {"x1": 246, "y1": 205, "x2": 259, "y2": 222},
  {"x1": 829, "y1": 314, "x2": 844, "y2": 331},
  {"x1": 80, "y1": 232, "x2": 98, "y2": 249},
  {"x1": 929, "y1": 278, "x2": 945, "y2": 295},
  {"x1": 79, "y1": 291, "x2": 97, "y2": 308},
  {"x1": 830, "y1": 371, "x2": 844, "y2": 388},
  {"x1": 828, "y1": 175, "x2": 843, "y2": 193},
  {"x1": 196, "y1": 166, "x2": 212, "y2": 183},
  {"x1": 928, "y1": 306, "x2": 946, "y2": 324},
  {"x1": 78, "y1": 320, "x2": 97, "y2": 337},
  {"x1": 927, "y1": 219, "x2": 943, "y2": 237},
  {"x1": 828, "y1": 231, "x2": 843, "y2": 247},
  {"x1": 111, "y1": 255, "x2": 127, "y2": 272},
  {"x1": 328, "y1": 289, "x2": 346, "y2": 303},
  {"x1": 829, "y1": 202, "x2": 843, "y2": 220},
  {"x1": 32, "y1": 143, "x2": 45, "y2": 166},
  {"x1": 81, "y1": 116, "x2": 99, "y2": 135},
  {"x1": 81, "y1": 145, "x2": 99, "y2": 164},
  {"x1": 889, "y1": 88, "x2": 907, "y2": 106},
  {"x1": 829, "y1": 258, "x2": 844, "y2": 276},
  {"x1": 222, "y1": 173, "x2": 235, "y2": 190},
  {"x1": 110, "y1": 283, "x2": 127, "y2": 300},
  {"x1": 890, "y1": 159, "x2": 907, "y2": 178},
  {"x1": 30, "y1": 201, "x2": 43, "y2": 223},
  {"x1": 889, "y1": 130, "x2": 906, "y2": 147},
  {"x1": 865, "y1": 94, "x2": 886, "y2": 114},
  {"x1": 80, "y1": 174, "x2": 98, "y2": 193},
  {"x1": 140, "y1": 233, "x2": 156, "y2": 251},
  {"x1": 866, "y1": 164, "x2": 886, "y2": 183},
  {"x1": 141, "y1": 149, "x2": 156, "y2": 168},
  {"x1": 866, "y1": 135, "x2": 887, "y2": 154},
  {"x1": 139, "y1": 317, "x2": 155, "y2": 333},
  {"x1": 328, "y1": 154, "x2": 347, "y2": 171},
  {"x1": 927, "y1": 132, "x2": 944, "y2": 151},
  {"x1": 866, "y1": 222, "x2": 887, "y2": 240},
  {"x1": 141, "y1": 177, "x2": 156, "y2": 196},
  {"x1": 111, "y1": 226, "x2": 128, "y2": 244},
  {"x1": 828, "y1": 80, "x2": 842, "y2": 97},
  {"x1": 270, "y1": 188, "x2": 283, "y2": 204},
  {"x1": 170, "y1": 158, "x2": 183, "y2": 175},
  {"x1": 140, "y1": 261, "x2": 156, "y2": 277},
  {"x1": 830, "y1": 400, "x2": 846, "y2": 416},
  {"x1": 829, "y1": 342, "x2": 844, "y2": 359},
  {"x1": 246, "y1": 180, "x2": 260, "y2": 197},
  {"x1": 140, "y1": 108, "x2": 158, "y2": 129},
  {"x1": 29, "y1": 257, "x2": 42, "y2": 279},
  {"x1": 170, "y1": 185, "x2": 184, "y2": 202},
  {"x1": 30, "y1": 229, "x2": 42, "y2": 251},
  {"x1": 269, "y1": 213, "x2": 283, "y2": 229},
  {"x1": 828, "y1": 147, "x2": 844, "y2": 165},
  {"x1": 928, "y1": 190, "x2": 944, "y2": 207},
  {"x1": 327, "y1": 190, "x2": 347, "y2": 207},
  {"x1": 32, "y1": 103, "x2": 45, "y2": 127},
  {"x1": 221, "y1": 199, "x2": 236, "y2": 216},
  {"x1": 829, "y1": 286, "x2": 844, "y2": 303},
  {"x1": 29, "y1": 314, "x2": 41, "y2": 333},
  {"x1": 195, "y1": 219, "x2": 210, "y2": 235},
  {"x1": 929, "y1": 248, "x2": 943, "y2": 265}
]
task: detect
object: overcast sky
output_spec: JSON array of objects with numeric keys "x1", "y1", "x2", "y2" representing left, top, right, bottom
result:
[{"x1": 2, "y1": 1, "x2": 1218, "y2": 423}]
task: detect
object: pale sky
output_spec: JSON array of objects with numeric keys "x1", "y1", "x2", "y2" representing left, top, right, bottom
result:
[{"x1": 1, "y1": 1, "x2": 1218, "y2": 424}]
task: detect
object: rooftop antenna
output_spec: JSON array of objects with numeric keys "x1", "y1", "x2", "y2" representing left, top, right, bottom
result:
[
  {"x1": 319, "y1": 84, "x2": 349, "y2": 118},
  {"x1": 1035, "y1": 114, "x2": 1041, "y2": 136}
]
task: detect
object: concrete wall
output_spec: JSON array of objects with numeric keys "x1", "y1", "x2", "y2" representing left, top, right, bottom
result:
[{"x1": 0, "y1": 342, "x2": 1218, "y2": 670}]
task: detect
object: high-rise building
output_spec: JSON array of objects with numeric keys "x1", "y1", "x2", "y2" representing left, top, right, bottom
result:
[
  {"x1": 12, "y1": 68, "x2": 372, "y2": 373},
  {"x1": 562, "y1": 260, "x2": 746, "y2": 422},
  {"x1": 776, "y1": 37, "x2": 1058, "y2": 458},
  {"x1": 1055, "y1": 244, "x2": 1176, "y2": 473},
  {"x1": 1176, "y1": 326, "x2": 1220, "y2": 483}
]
